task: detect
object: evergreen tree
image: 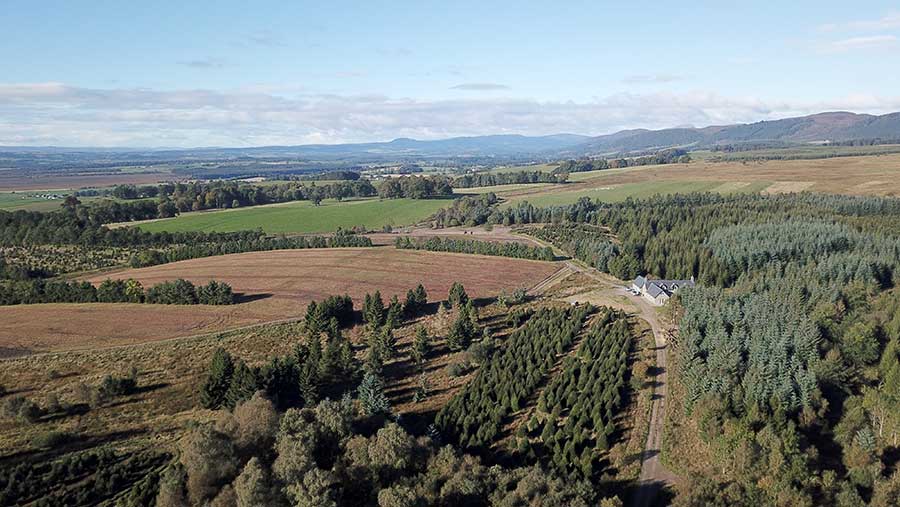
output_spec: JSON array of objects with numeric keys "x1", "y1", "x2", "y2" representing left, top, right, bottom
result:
[
  {"x1": 201, "y1": 348, "x2": 235, "y2": 409},
  {"x1": 364, "y1": 291, "x2": 385, "y2": 327},
  {"x1": 448, "y1": 282, "x2": 469, "y2": 308},
  {"x1": 225, "y1": 361, "x2": 258, "y2": 408},
  {"x1": 358, "y1": 371, "x2": 390, "y2": 416},
  {"x1": 385, "y1": 295, "x2": 403, "y2": 329},
  {"x1": 411, "y1": 325, "x2": 431, "y2": 366}
]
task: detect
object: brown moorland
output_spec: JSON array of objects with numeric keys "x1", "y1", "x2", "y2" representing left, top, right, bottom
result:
[
  {"x1": 0, "y1": 248, "x2": 560, "y2": 356},
  {"x1": 490, "y1": 153, "x2": 900, "y2": 202}
]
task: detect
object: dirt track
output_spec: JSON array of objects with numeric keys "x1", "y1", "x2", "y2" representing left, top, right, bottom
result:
[{"x1": 561, "y1": 262, "x2": 678, "y2": 506}]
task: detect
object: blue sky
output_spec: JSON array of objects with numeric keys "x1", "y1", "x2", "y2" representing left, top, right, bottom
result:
[{"x1": 1, "y1": 1, "x2": 899, "y2": 146}]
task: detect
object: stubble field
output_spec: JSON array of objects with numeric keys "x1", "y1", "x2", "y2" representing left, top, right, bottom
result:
[{"x1": 0, "y1": 248, "x2": 560, "y2": 356}]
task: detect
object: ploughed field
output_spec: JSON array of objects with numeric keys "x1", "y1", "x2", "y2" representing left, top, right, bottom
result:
[{"x1": 0, "y1": 248, "x2": 559, "y2": 356}]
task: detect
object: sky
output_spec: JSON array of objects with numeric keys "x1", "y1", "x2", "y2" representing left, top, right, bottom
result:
[{"x1": 1, "y1": 1, "x2": 900, "y2": 147}]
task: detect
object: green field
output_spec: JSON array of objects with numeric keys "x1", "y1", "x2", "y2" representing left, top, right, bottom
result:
[
  {"x1": 499, "y1": 180, "x2": 772, "y2": 207},
  {"x1": 134, "y1": 197, "x2": 451, "y2": 234}
]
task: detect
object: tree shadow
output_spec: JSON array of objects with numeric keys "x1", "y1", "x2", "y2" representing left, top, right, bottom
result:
[
  {"x1": 234, "y1": 292, "x2": 274, "y2": 304},
  {"x1": 0, "y1": 428, "x2": 148, "y2": 466}
]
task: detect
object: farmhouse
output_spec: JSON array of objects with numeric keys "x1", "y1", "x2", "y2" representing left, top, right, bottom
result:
[{"x1": 632, "y1": 275, "x2": 695, "y2": 305}]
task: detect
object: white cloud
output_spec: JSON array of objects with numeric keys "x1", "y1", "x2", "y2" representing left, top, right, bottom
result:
[
  {"x1": 824, "y1": 35, "x2": 898, "y2": 52},
  {"x1": 622, "y1": 74, "x2": 684, "y2": 84},
  {"x1": 0, "y1": 83, "x2": 899, "y2": 147},
  {"x1": 450, "y1": 83, "x2": 510, "y2": 91},
  {"x1": 818, "y1": 12, "x2": 900, "y2": 32},
  {"x1": 176, "y1": 58, "x2": 226, "y2": 69}
]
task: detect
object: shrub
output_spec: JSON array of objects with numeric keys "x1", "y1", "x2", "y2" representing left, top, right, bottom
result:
[{"x1": 31, "y1": 431, "x2": 72, "y2": 449}]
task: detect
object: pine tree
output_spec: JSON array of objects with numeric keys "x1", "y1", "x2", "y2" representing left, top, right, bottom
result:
[
  {"x1": 358, "y1": 371, "x2": 390, "y2": 416},
  {"x1": 200, "y1": 348, "x2": 234, "y2": 409}
]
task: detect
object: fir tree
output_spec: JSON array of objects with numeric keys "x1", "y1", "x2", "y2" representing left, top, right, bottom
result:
[
  {"x1": 225, "y1": 360, "x2": 258, "y2": 408},
  {"x1": 411, "y1": 325, "x2": 431, "y2": 366},
  {"x1": 358, "y1": 371, "x2": 390, "y2": 416},
  {"x1": 200, "y1": 348, "x2": 234, "y2": 409},
  {"x1": 448, "y1": 282, "x2": 469, "y2": 308}
]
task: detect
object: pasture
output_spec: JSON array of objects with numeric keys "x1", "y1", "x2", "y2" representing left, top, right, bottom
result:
[
  {"x1": 0, "y1": 248, "x2": 560, "y2": 355},
  {"x1": 130, "y1": 197, "x2": 451, "y2": 234}
]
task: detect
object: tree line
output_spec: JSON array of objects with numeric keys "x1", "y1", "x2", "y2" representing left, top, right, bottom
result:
[
  {"x1": 555, "y1": 149, "x2": 690, "y2": 173},
  {"x1": 394, "y1": 236, "x2": 555, "y2": 261},
  {"x1": 0, "y1": 277, "x2": 235, "y2": 306},
  {"x1": 80, "y1": 179, "x2": 378, "y2": 221},
  {"x1": 452, "y1": 170, "x2": 567, "y2": 188},
  {"x1": 376, "y1": 175, "x2": 453, "y2": 199}
]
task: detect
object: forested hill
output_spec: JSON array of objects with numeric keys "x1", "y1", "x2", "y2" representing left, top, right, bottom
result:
[{"x1": 567, "y1": 111, "x2": 900, "y2": 155}]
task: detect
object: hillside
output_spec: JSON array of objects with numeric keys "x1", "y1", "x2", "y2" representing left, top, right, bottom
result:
[{"x1": 569, "y1": 111, "x2": 900, "y2": 155}]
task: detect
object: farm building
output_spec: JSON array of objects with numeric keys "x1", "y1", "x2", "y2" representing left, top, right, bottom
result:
[{"x1": 632, "y1": 275, "x2": 695, "y2": 305}]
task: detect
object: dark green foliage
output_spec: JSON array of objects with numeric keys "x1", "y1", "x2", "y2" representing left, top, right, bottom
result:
[
  {"x1": 0, "y1": 448, "x2": 166, "y2": 507},
  {"x1": 448, "y1": 281, "x2": 469, "y2": 308},
  {"x1": 377, "y1": 175, "x2": 452, "y2": 199},
  {"x1": 446, "y1": 309, "x2": 477, "y2": 351},
  {"x1": 430, "y1": 192, "x2": 499, "y2": 228},
  {"x1": 453, "y1": 170, "x2": 567, "y2": 188},
  {"x1": 436, "y1": 306, "x2": 591, "y2": 449},
  {"x1": 411, "y1": 325, "x2": 431, "y2": 366},
  {"x1": 0, "y1": 276, "x2": 234, "y2": 306},
  {"x1": 531, "y1": 310, "x2": 632, "y2": 478},
  {"x1": 403, "y1": 283, "x2": 428, "y2": 316},
  {"x1": 144, "y1": 278, "x2": 198, "y2": 305},
  {"x1": 555, "y1": 149, "x2": 690, "y2": 173},
  {"x1": 196, "y1": 280, "x2": 234, "y2": 305},
  {"x1": 526, "y1": 224, "x2": 618, "y2": 271},
  {"x1": 395, "y1": 235, "x2": 555, "y2": 260},
  {"x1": 201, "y1": 348, "x2": 235, "y2": 409},
  {"x1": 305, "y1": 294, "x2": 355, "y2": 331},
  {"x1": 363, "y1": 291, "x2": 386, "y2": 327},
  {"x1": 200, "y1": 312, "x2": 360, "y2": 411}
]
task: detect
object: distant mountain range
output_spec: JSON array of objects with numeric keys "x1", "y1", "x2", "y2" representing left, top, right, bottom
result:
[
  {"x1": 570, "y1": 111, "x2": 900, "y2": 155},
  {"x1": 4, "y1": 111, "x2": 900, "y2": 162}
]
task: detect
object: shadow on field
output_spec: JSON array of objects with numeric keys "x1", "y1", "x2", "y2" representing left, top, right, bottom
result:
[
  {"x1": 0, "y1": 428, "x2": 147, "y2": 466},
  {"x1": 234, "y1": 292, "x2": 274, "y2": 304}
]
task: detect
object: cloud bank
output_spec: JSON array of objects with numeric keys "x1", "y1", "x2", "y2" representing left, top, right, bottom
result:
[{"x1": 1, "y1": 82, "x2": 899, "y2": 147}]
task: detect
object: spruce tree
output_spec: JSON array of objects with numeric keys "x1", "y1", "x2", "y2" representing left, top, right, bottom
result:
[
  {"x1": 411, "y1": 325, "x2": 431, "y2": 365},
  {"x1": 358, "y1": 371, "x2": 390, "y2": 416},
  {"x1": 448, "y1": 282, "x2": 469, "y2": 308},
  {"x1": 225, "y1": 361, "x2": 258, "y2": 408},
  {"x1": 200, "y1": 348, "x2": 234, "y2": 409}
]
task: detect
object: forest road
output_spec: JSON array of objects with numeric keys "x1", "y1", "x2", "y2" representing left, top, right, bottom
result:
[{"x1": 563, "y1": 262, "x2": 678, "y2": 507}]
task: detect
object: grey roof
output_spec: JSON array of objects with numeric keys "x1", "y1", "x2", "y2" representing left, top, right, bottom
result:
[
  {"x1": 633, "y1": 275, "x2": 647, "y2": 288},
  {"x1": 646, "y1": 283, "x2": 665, "y2": 298},
  {"x1": 645, "y1": 278, "x2": 695, "y2": 297}
]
